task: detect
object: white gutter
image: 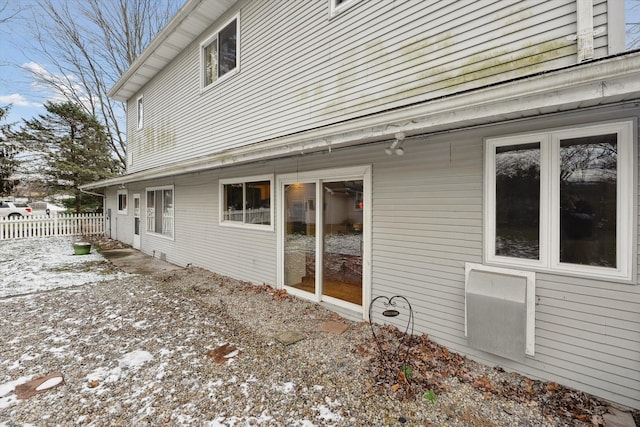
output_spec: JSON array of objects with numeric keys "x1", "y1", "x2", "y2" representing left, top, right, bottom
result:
[{"x1": 83, "y1": 52, "x2": 640, "y2": 190}]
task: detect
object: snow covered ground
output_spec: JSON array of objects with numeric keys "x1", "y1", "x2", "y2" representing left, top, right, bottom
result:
[
  {"x1": 0, "y1": 237, "x2": 128, "y2": 298},
  {"x1": 0, "y1": 239, "x2": 354, "y2": 426}
]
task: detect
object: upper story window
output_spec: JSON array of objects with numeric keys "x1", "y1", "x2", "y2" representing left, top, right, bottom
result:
[
  {"x1": 117, "y1": 189, "x2": 128, "y2": 214},
  {"x1": 484, "y1": 121, "x2": 634, "y2": 282},
  {"x1": 220, "y1": 175, "x2": 273, "y2": 230},
  {"x1": 201, "y1": 16, "x2": 239, "y2": 89},
  {"x1": 330, "y1": 0, "x2": 361, "y2": 17},
  {"x1": 136, "y1": 96, "x2": 143, "y2": 130}
]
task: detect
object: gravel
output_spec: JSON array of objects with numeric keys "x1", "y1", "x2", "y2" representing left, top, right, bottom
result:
[{"x1": 0, "y1": 263, "x2": 613, "y2": 426}]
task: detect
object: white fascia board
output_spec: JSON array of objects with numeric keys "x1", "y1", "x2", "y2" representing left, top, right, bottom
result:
[
  {"x1": 85, "y1": 53, "x2": 640, "y2": 189},
  {"x1": 109, "y1": 0, "x2": 235, "y2": 101}
]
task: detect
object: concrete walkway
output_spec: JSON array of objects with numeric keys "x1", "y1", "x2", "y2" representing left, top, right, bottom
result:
[{"x1": 99, "y1": 248, "x2": 179, "y2": 275}]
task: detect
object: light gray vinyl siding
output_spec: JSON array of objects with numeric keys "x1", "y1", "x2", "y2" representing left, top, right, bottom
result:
[
  {"x1": 104, "y1": 187, "x2": 134, "y2": 245},
  {"x1": 122, "y1": 107, "x2": 640, "y2": 408},
  {"x1": 367, "y1": 113, "x2": 640, "y2": 409},
  {"x1": 594, "y1": 0, "x2": 609, "y2": 57},
  {"x1": 127, "y1": 0, "x2": 590, "y2": 173}
]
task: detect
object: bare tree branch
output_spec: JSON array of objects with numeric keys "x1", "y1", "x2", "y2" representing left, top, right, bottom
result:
[{"x1": 24, "y1": 0, "x2": 182, "y2": 171}]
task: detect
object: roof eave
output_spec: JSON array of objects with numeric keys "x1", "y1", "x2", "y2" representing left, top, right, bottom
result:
[{"x1": 108, "y1": 0, "x2": 235, "y2": 102}]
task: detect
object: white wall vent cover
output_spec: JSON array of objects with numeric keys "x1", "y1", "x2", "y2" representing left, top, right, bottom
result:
[{"x1": 465, "y1": 263, "x2": 535, "y2": 362}]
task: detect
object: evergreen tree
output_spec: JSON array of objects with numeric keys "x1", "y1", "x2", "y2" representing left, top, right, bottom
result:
[
  {"x1": 13, "y1": 101, "x2": 119, "y2": 213},
  {"x1": 0, "y1": 105, "x2": 20, "y2": 197}
]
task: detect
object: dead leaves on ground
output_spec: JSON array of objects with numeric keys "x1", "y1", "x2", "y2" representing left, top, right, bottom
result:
[
  {"x1": 245, "y1": 283, "x2": 289, "y2": 301},
  {"x1": 206, "y1": 343, "x2": 240, "y2": 364},
  {"x1": 357, "y1": 324, "x2": 608, "y2": 426}
]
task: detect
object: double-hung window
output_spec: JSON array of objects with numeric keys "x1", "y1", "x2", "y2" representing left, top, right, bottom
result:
[
  {"x1": 220, "y1": 175, "x2": 273, "y2": 229},
  {"x1": 485, "y1": 120, "x2": 634, "y2": 281},
  {"x1": 201, "y1": 16, "x2": 238, "y2": 88},
  {"x1": 146, "y1": 186, "x2": 174, "y2": 239}
]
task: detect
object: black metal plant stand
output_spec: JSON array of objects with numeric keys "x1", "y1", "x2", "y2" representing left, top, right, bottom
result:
[{"x1": 368, "y1": 295, "x2": 415, "y2": 376}]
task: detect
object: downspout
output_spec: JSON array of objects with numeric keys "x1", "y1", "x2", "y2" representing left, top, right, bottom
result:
[{"x1": 576, "y1": 0, "x2": 595, "y2": 62}]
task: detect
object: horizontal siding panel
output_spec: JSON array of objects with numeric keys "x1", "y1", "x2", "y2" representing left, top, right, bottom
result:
[
  {"x1": 529, "y1": 348, "x2": 639, "y2": 402},
  {"x1": 217, "y1": 3, "x2": 578, "y2": 147},
  {"x1": 536, "y1": 320, "x2": 640, "y2": 361},
  {"x1": 374, "y1": 226, "x2": 481, "y2": 242},
  {"x1": 128, "y1": 0, "x2": 583, "y2": 172},
  {"x1": 536, "y1": 310, "x2": 639, "y2": 343},
  {"x1": 537, "y1": 286, "x2": 639, "y2": 313},
  {"x1": 536, "y1": 293, "x2": 639, "y2": 324},
  {"x1": 536, "y1": 301, "x2": 639, "y2": 334}
]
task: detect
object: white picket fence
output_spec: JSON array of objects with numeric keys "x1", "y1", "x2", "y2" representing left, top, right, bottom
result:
[{"x1": 0, "y1": 213, "x2": 105, "y2": 240}]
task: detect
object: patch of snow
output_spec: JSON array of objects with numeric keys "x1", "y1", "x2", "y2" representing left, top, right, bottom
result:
[
  {"x1": 289, "y1": 420, "x2": 317, "y2": 427},
  {"x1": 223, "y1": 348, "x2": 239, "y2": 359},
  {"x1": 314, "y1": 404, "x2": 343, "y2": 423},
  {"x1": 133, "y1": 320, "x2": 149, "y2": 329},
  {"x1": 35, "y1": 376, "x2": 63, "y2": 391},
  {"x1": 273, "y1": 381, "x2": 295, "y2": 394},
  {"x1": 0, "y1": 237, "x2": 129, "y2": 298},
  {"x1": 118, "y1": 350, "x2": 153, "y2": 369},
  {"x1": 0, "y1": 376, "x2": 31, "y2": 397},
  {"x1": 0, "y1": 375, "x2": 31, "y2": 409}
]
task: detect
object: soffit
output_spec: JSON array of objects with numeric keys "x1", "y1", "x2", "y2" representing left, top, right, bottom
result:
[{"x1": 108, "y1": 0, "x2": 236, "y2": 102}]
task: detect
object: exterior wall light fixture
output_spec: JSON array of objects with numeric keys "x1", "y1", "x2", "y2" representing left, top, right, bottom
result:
[{"x1": 385, "y1": 132, "x2": 406, "y2": 156}]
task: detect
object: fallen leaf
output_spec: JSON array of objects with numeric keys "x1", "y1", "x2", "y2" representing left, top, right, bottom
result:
[
  {"x1": 206, "y1": 343, "x2": 238, "y2": 364},
  {"x1": 546, "y1": 382, "x2": 561, "y2": 392}
]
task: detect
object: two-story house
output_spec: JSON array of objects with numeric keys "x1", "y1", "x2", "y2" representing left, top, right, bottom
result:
[{"x1": 82, "y1": 0, "x2": 640, "y2": 409}]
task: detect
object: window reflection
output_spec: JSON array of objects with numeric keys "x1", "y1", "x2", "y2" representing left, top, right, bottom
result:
[
  {"x1": 495, "y1": 143, "x2": 540, "y2": 260},
  {"x1": 559, "y1": 135, "x2": 617, "y2": 267}
]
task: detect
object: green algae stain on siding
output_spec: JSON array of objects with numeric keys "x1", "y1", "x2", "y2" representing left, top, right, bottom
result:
[
  {"x1": 138, "y1": 118, "x2": 176, "y2": 157},
  {"x1": 157, "y1": 117, "x2": 177, "y2": 151},
  {"x1": 322, "y1": 36, "x2": 576, "y2": 117}
]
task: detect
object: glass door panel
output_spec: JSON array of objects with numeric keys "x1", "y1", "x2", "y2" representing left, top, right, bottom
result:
[
  {"x1": 322, "y1": 180, "x2": 363, "y2": 305},
  {"x1": 284, "y1": 183, "x2": 316, "y2": 295}
]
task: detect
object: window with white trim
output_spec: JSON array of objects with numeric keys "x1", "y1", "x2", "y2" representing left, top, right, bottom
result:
[
  {"x1": 117, "y1": 189, "x2": 128, "y2": 214},
  {"x1": 201, "y1": 16, "x2": 238, "y2": 88},
  {"x1": 136, "y1": 96, "x2": 143, "y2": 130},
  {"x1": 146, "y1": 186, "x2": 174, "y2": 239},
  {"x1": 220, "y1": 175, "x2": 273, "y2": 229},
  {"x1": 485, "y1": 120, "x2": 634, "y2": 281}
]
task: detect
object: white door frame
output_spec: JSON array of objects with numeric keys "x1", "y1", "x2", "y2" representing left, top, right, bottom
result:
[
  {"x1": 276, "y1": 165, "x2": 372, "y2": 319},
  {"x1": 133, "y1": 193, "x2": 141, "y2": 250}
]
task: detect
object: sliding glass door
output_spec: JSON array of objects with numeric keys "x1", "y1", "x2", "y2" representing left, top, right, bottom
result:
[
  {"x1": 322, "y1": 181, "x2": 363, "y2": 305},
  {"x1": 279, "y1": 166, "x2": 370, "y2": 314},
  {"x1": 283, "y1": 183, "x2": 316, "y2": 294}
]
